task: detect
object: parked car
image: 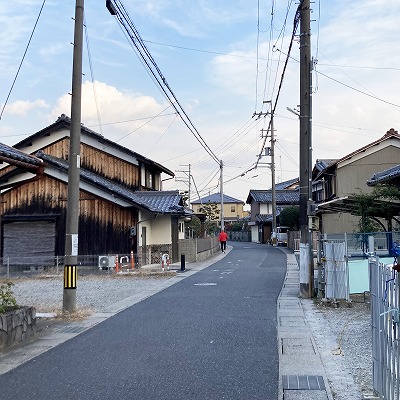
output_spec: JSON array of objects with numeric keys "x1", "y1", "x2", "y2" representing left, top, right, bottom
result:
[{"x1": 276, "y1": 226, "x2": 289, "y2": 246}]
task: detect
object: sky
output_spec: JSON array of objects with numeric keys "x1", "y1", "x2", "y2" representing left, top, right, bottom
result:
[{"x1": 1, "y1": 0, "x2": 400, "y2": 210}]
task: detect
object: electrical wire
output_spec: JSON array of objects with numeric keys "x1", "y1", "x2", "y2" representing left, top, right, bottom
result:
[
  {"x1": 107, "y1": 0, "x2": 220, "y2": 165},
  {"x1": 0, "y1": 0, "x2": 46, "y2": 120},
  {"x1": 83, "y1": 15, "x2": 104, "y2": 137}
]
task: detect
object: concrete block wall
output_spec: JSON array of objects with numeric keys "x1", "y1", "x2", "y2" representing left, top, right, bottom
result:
[
  {"x1": 178, "y1": 239, "x2": 197, "y2": 263},
  {"x1": 0, "y1": 306, "x2": 36, "y2": 351}
]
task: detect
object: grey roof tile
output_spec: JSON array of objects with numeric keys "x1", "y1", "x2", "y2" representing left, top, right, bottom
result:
[
  {"x1": 367, "y1": 164, "x2": 400, "y2": 186},
  {"x1": 191, "y1": 192, "x2": 244, "y2": 205},
  {"x1": 0, "y1": 142, "x2": 43, "y2": 166},
  {"x1": 247, "y1": 189, "x2": 299, "y2": 204}
]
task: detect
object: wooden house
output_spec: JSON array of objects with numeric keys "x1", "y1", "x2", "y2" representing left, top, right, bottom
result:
[{"x1": 0, "y1": 114, "x2": 190, "y2": 266}]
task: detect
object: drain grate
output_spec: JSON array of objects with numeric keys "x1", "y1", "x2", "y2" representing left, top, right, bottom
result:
[
  {"x1": 282, "y1": 375, "x2": 326, "y2": 390},
  {"x1": 55, "y1": 325, "x2": 87, "y2": 334}
]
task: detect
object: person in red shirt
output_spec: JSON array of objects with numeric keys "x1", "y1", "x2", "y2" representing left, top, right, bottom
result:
[{"x1": 218, "y1": 229, "x2": 228, "y2": 253}]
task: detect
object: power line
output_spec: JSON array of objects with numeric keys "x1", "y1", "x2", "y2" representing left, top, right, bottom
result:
[
  {"x1": 106, "y1": 0, "x2": 220, "y2": 165},
  {"x1": 0, "y1": 0, "x2": 47, "y2": 120}
]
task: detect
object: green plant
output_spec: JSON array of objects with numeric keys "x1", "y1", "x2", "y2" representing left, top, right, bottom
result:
[
  {"x1": 279, "y1": 206, "x2": 300, "y2": 230},
  {"x1": 0, "y1": 282, "x2": 18, "y2": 314}
]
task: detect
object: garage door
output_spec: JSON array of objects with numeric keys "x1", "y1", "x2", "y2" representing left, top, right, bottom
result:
[{"x1": 3, "y1": 220, "x2": 56, "y2": 267}]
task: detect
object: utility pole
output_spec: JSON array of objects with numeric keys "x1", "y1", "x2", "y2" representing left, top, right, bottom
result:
[
  {"x1": 220, "y1": 160, "x2": 224, "y2": 231},
  {"x1": 260, "y1": 124, "x2": 277, "y2": 246},
  {"x1": 299, "y1": 0, "x2": 313, "y2": 298},
  {"x1": 63, "y1": 0, "x2": 84, "y2": 313},
  {"x1": 270, "y1": 115, "x2": 277, "y2": 246},
  {"x1": 256, "y1": 104, "x2": 277, "y2": 245},
  {"x1": 176, "y1": 164, "x2": 191, "y2": 206}
]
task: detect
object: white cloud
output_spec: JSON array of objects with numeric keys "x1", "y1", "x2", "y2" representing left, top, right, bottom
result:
[{"x1": 4, "y1": 99, "x2": 48, "y2": 116}]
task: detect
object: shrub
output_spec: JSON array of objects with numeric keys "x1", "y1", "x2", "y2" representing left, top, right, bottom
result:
[{"x1": 0, "y1": 282, "x2": 18, "y2": 314}]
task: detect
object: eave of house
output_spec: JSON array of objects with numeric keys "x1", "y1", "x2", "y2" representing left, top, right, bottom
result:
[
  {"x1": 34, "y1": 152, "x2": 188, "y2": 215},
  {"x1": 11, "y1": 114, "x2": 174, "y2": 177},
  {"x1": 316, "y1": 196, "x2": 400, "y2": 217}
]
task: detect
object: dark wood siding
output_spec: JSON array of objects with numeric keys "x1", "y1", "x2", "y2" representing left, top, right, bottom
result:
[{"x1": 1, "y1": 177, "x2": 138, "y2": 256}]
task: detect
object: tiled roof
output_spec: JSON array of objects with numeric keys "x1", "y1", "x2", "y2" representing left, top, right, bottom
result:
[
  {"x1": 191, "y1": 192, "x2": 244, "y2": 205},
  {"x1": 314, "y1": 159, "x2": 337, "y2": 172},
  {"x1": 14, "y1": 114, "x2": 174, "y2": 177},
  {"x1": 367, "y1": 164, "x2": 400, "y2": 186},
  {"x1": 0, "y1": 142, "x2": 43, "y2": 168},
  {"x1": 256, "y1": 214, "x2": 272, "y2": 223},
  {"x1": 247, "y1": 189, "x2": 299, "y2": 204},
  {"x1": 135, "y1": 191, "x2": 188, "y2": 214},
  {"x1": 36, "y1": 151, "x2": 188, "y2": 215},
  {"x1": 275, "y1": 177, "x2": 299, "y2": 190}
]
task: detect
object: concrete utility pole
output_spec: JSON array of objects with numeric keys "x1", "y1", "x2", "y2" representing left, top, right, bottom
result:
[
  {"x1": 260, "y1": 121, "x2": 277, "y2": 244},
  {"x1": 270, "y1": 115, "x2": 277, "y2": 245},
  {"x1": 63, "y1": 0, "x2": 84, "y2": 312},
  {"x1": 299, "y1": 0, "x2": 313, "y2": 298},
  {"x1": 176, "y1": 164, "x2": 191, "y2": 206},
  {"x1": 220, "y1": 160, "x2": 224, "y2": 231},
  {"x1": 256, "y1": 102, "x2": 276, "y2": 244}
]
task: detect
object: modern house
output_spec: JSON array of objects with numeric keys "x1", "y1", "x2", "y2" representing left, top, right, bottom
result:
[
  {"x1": 0, "y1": 114, "x2": 191, "y2": 266},
  {"x1": 314, "y1": 128, "x2": 400, "y2": 234},
  {"x1": 190, "y1": 193, "x2": 245, "y2": 225},
  {"x1": 246, "y1": 178, "x2": 299, "y2": 243}
]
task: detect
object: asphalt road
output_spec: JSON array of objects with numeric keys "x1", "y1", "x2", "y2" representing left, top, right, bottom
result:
[{"x1": 0, "y1": 242, "x2": 287, "y2": 400}]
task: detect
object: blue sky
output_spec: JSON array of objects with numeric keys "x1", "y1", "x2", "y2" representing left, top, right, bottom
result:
[{"x1": 1, "y1": 0, "x2": 400, "y2": 207}]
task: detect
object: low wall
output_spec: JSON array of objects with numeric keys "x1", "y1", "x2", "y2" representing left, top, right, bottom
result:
[
  {"x1": 179, "y1": 237, "x2": 220, "y2": 263},
  {"x1": 0, "y1": 306, "x2": 36, "y2": 351}
]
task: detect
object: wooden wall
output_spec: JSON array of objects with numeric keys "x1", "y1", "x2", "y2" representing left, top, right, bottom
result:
[
  {"x1": 1, "y1": 176, "x2": 137, "y2": 255},
  {"x1": 43, "y1": 139, "x2": 140, "y2": 190}
]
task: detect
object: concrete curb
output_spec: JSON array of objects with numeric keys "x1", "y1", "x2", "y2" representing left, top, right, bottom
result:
[{"x1": 277, "y1": 252, "x2": 334, "y2": 400}]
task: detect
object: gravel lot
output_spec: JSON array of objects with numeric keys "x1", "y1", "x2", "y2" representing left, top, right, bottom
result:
[
  {"x1": 9, "y1": 271, "x2": 176, "y2": 314},
  {"x1": 303, "y1": 295, "x2": 373, "y2": 399}
]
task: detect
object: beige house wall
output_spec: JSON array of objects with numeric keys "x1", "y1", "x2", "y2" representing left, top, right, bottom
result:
[
  {"x1": 336, "y1": 145, "x2": 400, "y2": 198},
  {"x1": 321, "y1": 213, "x2": 360, "y2": 234},
  {"x1": 192, "y1": 202, "x2": 245, "y2": 220}
]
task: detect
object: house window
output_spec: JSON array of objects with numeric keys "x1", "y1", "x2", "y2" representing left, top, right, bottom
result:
[
  {"x1": 179, "y1": 222, "x2": 184, "y2": 233},
  {"x1": 231, "y1": 206, "x2": 235, "y2": 213},
  {"x1": 145, "y1": 170, "x2": 154, "y2": 189}
]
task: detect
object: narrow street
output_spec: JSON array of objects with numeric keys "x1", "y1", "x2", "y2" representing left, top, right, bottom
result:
[{"x1": 0, "y1": 243, "x2": 286, "y2": 400}]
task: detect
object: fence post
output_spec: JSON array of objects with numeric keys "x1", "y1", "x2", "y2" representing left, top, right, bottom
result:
[{"x1": 369, "y1": 256, "x2": 381, "y2": 395}]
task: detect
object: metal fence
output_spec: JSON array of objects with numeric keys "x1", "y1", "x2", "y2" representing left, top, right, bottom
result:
[
  {"x1": 316, "y1": 232, "x2": 400, "y2": 301},
  {"x1": 370, "y1": 256, "x2": 400, "y2": 400},
  {"x1": 227, "y1": 230, "x2": 251, "y2": 242},
  {"x1": 0, "y1": 253, "x2": 144, "y2": 278}
]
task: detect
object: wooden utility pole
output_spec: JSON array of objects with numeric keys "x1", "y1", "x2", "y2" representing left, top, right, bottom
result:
[
  {"x1": 299, "y1": 0, "x2": 313, "y2": 298},
  {"x1": 63, "y1": 0, "x2": 84, "y2": 312}
]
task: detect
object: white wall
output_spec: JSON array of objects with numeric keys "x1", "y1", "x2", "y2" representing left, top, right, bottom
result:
[
  {"x1": 251, "y1": 225, "x2": 259, "y2": 243},
  {"x1": 138, "y1": 211, "x2": 171, "y2": 246}
]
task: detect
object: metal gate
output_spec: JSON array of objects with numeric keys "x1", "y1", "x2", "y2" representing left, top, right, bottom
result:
[
  {"x1": 370, "y1": 256, "x2": 400, "y2": 399},
  {"x1": 322, "y1": 239, "x2": 349, "y2": 301}
]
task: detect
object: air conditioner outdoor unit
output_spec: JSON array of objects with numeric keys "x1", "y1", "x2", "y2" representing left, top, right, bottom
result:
[{"x1": 98, "y1": 255, "x2": 116, "y2": 270}]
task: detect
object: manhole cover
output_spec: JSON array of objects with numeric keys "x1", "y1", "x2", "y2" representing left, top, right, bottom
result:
[{"x1": 193, "y1": 283, "x2": 217, "y2": 286}]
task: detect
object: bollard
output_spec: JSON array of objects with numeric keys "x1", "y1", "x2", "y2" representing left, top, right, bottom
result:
[{"x1": 181, "y1": 254, "x2": 185, "y2": 272}]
